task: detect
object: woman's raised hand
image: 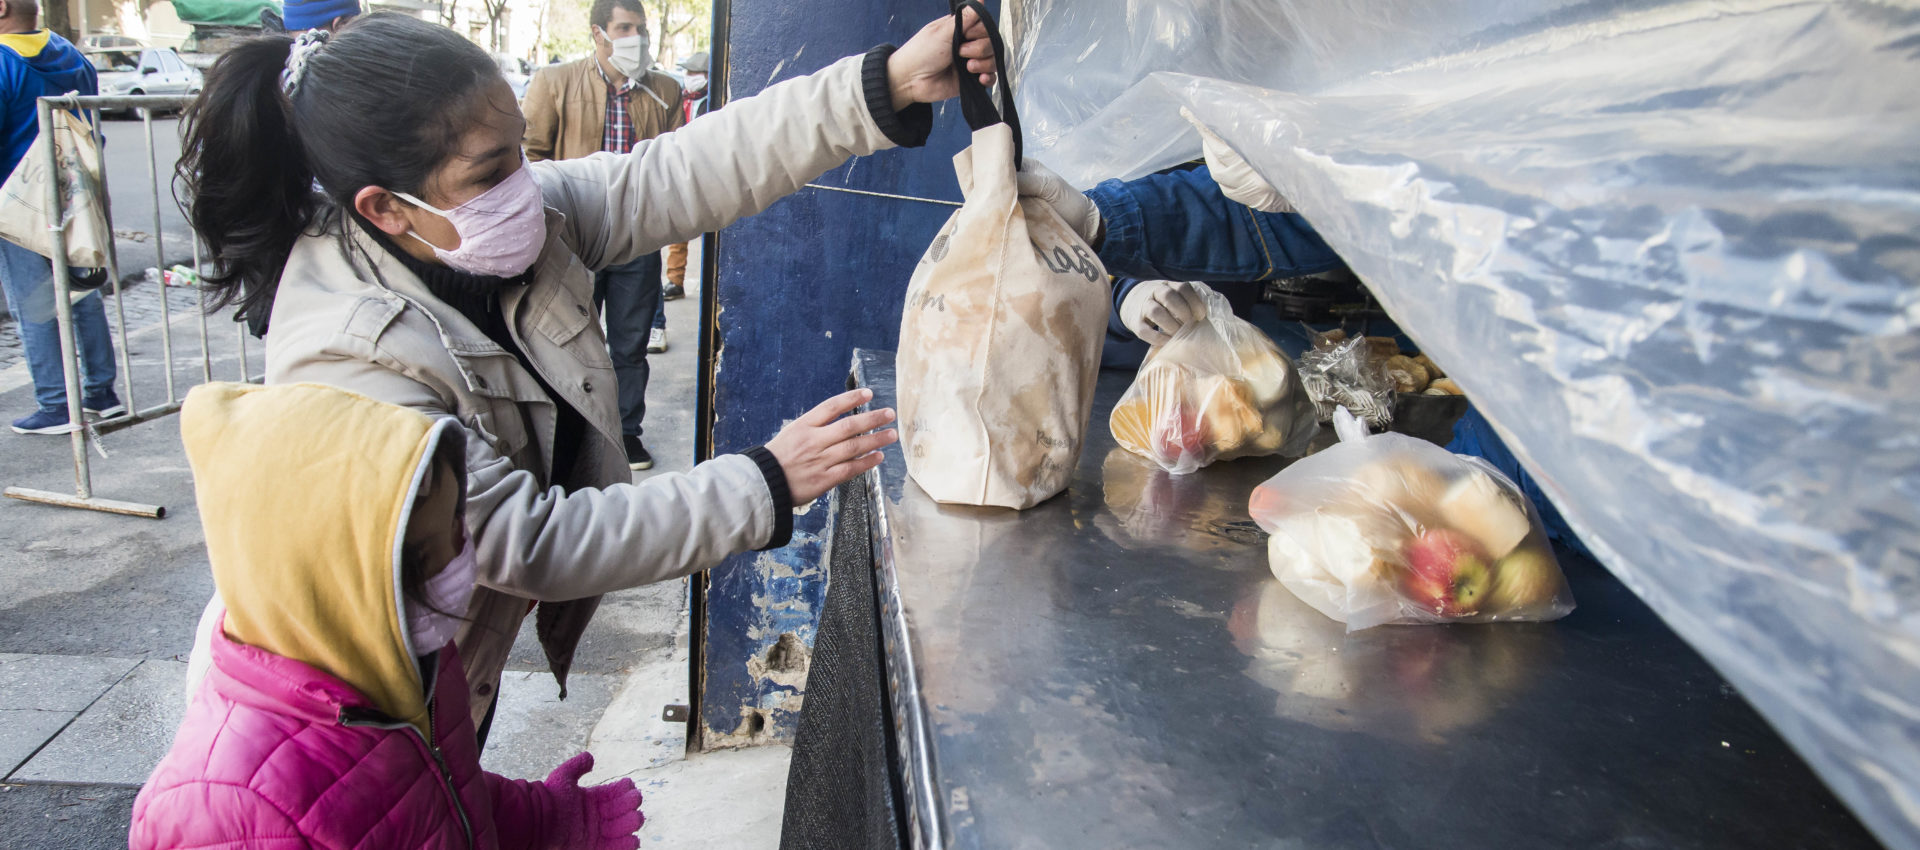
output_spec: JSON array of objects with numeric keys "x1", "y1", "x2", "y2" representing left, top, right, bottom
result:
[
  {"x1": 765, "y1": 388, "x2": 898, "y2": 505},
  {"x1": 886, "y1": 6, "x2": 997, "y2": 110}
]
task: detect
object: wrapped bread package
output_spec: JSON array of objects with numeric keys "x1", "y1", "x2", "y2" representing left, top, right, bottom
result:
[
  {"x1": 1248, "y1": 408, "x2": 1575, "y2": 630},
  {"x1": 1109, "y1": 287, "x2": 1317, "y2": 474}
]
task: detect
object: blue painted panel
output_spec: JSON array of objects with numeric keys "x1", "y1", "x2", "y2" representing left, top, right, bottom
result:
[{"x1": 699, "y1": 0, "x2": 991, "y2": 744}]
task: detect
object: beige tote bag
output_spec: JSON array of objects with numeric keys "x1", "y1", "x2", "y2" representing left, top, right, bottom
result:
[
  {"x1": 896, "y1": 4, "x2": 1110, "y2": 509},
  {"x1": 0, "y1": 108, "x2": 111, "y2": 268}
]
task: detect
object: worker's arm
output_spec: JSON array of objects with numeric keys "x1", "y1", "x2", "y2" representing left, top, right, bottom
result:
[{"x1": 1085, "y1": 166, "x2": 1343, "y2": 282}]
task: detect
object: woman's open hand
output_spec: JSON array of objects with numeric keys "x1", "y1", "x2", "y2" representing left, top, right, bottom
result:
[
  {"x1": 887, "y1": 6, "x2": 996, "y2": 110},
  {"x1": 765, "y1": 388, "x2": 898, "y2": 505}
]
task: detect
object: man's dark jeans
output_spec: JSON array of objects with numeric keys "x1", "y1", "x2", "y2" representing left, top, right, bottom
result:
[{"x1": 591, "y1": 252, "x2": 662, "y2": 437}]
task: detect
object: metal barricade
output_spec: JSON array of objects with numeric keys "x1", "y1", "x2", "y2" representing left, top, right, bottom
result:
[{"x1": 3, "y1": 93, "x2": 260, "y2": 519}]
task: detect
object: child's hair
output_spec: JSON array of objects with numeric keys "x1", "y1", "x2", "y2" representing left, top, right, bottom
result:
[{"x1": 177, "y1": 13, "x2": 508, "y2": 328}]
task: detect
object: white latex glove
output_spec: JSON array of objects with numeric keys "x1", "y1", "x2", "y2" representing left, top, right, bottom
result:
[
  {"x1": 1181, "y1": 107, "x2": 1294, "y2": 213},
  {"x1": 1120, "y1": 280, "x2": 1211, "y2": 346},
  {"x1": 1015, "y1": 159, "x2": 1102, "y2": 244}
]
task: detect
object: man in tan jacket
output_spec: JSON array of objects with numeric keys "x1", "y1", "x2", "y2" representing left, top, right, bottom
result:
[{"x1": 523, "y1": 0, "x2": 683, "y2": 470}]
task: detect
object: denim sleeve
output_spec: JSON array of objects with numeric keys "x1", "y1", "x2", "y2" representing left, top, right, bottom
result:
[
  {"x1": 1109, "y1": 277, "x2": 1144, "y2": 339},
  {"x1": 1087, "y1": 166, "x2": 1344, "y2": 282}
]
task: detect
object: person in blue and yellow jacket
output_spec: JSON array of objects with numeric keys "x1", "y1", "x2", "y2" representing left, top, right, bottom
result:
[{"x1": 0, "y1": 0, "x2": 122, "y2": 435}]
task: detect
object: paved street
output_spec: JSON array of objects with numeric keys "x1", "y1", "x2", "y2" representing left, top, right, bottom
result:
[
  {"x1": 0, "y1": 240, "x2": 789, "y2": 846},
  {"x1": 100, "y1": 114, "x2": 196, "y2": 282}
]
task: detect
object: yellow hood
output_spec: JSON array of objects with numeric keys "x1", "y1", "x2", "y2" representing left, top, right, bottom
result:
[{"x1": 182, "y1": 382, "x2": 464, "y2": 730}]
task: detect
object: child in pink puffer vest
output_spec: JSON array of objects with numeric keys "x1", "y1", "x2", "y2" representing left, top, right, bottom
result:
[{"x1": 130, "y1": 383, "x2": 643, "y2": 849}]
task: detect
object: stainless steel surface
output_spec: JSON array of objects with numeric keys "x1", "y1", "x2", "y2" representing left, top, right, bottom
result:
[
  {"x1": 852, "y1": 348, "x2": 1877, "y2": 850},
  {"x1": 865, "y1": 462, "x2": 942, "y2": 850}
]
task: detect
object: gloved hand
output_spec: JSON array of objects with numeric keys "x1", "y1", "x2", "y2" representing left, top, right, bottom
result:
[
  {"x1": 1015, "y1": 159, "x2": 1102, "y2": 245},
  {"x1": 1181, "y1": 107, "x2": 1294, "y2": 213},
  {"x1": 543, "y1": 752, "x2": 643, "y2": 850},
  {"x1": 1120, "y1": 280, "x2": 1211, "y2": 347}
]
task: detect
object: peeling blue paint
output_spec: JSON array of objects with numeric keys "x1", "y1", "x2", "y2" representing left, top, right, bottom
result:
[{"x1": 700, "y1": 0, "x2": 989, "y2": 744}]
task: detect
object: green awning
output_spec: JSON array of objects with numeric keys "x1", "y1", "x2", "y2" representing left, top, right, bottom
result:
[{"x1": 169, "y1": 0, "x2": 281, "y2": 27}]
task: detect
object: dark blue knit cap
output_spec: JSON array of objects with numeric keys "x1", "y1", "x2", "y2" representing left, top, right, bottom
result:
[{"x1": 283, "y1": 0, "x2": 360, "y2": 31}]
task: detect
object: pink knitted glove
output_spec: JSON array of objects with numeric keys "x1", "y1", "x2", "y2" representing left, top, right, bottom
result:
[{"x1": 542, "y1": 752, "x2": 643, "y2": 850}]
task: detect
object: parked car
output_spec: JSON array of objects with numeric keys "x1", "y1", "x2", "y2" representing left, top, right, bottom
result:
[
  {"x1": 90, "y1": 47, "x2": 203, "y2": 115},
  {"x1": 83, "y1": 34, "x2": 146, "y2": 52}
]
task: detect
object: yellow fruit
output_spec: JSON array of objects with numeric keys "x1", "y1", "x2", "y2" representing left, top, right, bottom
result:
[{"x1": 1487, "y1": 545, "x2": 1566, "y2": 613}]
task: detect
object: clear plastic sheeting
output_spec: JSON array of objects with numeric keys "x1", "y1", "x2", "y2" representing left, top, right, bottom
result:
[{"x1": 1009, "y1": 1, "x2": 1920, "y2": 846}]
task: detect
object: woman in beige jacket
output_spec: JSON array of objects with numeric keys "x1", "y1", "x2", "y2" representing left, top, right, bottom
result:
[{"x1": 176, "y1": 10, "x2": 999, "y2": 735}]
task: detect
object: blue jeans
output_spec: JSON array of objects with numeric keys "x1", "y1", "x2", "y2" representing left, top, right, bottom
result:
[
  {"x1": 592, "y1": 252, "x2": 662, "y2": 437},
  {"x1": 0, "y1": 240, "x2": 117, "y2": 412}
]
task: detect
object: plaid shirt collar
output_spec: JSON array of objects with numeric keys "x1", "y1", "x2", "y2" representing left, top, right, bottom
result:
[{"x1": 594, "y1": 60, "x2": 639, "y2": 154}]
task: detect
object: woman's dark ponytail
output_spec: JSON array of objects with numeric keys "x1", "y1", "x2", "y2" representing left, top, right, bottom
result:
[
  {"x1": 178, "y1": 35, "x2": 315, "y2": 330},
  {"x1": 177, "y1": 14, "x2": 505, "y2": 333}
]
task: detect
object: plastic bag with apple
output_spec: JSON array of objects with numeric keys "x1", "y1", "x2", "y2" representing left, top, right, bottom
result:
[
  {"x1": 1248, "y1": 407, "x2": 1574, "y2": 630},
  {"x1": 1109, "y1": 286, "x2": 1317, "y2": 474}
]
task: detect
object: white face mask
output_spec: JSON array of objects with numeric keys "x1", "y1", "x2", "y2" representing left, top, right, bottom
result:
[
  {"x1": 406, "y1": 538, "x2": 477, "y2": 655},
  {"x1": 685, "y1": 72, "x2": 707, "y2": 92},
  {"x1": 599, "y1": 27, "x2": 650, "y2": 78}
]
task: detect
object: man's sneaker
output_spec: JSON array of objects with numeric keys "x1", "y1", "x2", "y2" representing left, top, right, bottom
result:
[
  {"x1": 11, "y1": 408, "x2": 76, "y2": 435},
  {"x1": 663, "y1": 282, "x2": 685, "y2": 301},
  {"x1": 83, "y1": 391, "x2": 127, "y2": 419},
  {"x1": 647, "y1": 327, "x2": 668, "y2": 354},
  {"x1": 624, "y1": 435, "x2": 654, "y2": 470}
]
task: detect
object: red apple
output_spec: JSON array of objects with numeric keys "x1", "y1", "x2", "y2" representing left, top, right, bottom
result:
[
  {"x1": 1400, "y1": 529, "x2": 1494, "y2": 617},
  {"x1": 1248, "y1": 484, "x2": 1288, "y2": 523},
  {"x1": 1153, "y1": 403, "x2": 1209, "y2": 465}
]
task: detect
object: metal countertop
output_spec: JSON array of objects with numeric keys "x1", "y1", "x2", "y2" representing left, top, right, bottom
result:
[{"x1": 851, "y1": 348, "x2": 1875, "y2": 850}]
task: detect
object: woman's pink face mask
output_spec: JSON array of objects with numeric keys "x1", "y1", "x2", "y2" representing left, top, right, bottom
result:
[{"x1": 393, "y1": 158, "x2": 547, "y2": 278}]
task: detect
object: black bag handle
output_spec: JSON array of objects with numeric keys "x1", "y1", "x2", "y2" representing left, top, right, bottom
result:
[{"x1": 948, "y1": 0, "x2": 1022, "y2": 166}]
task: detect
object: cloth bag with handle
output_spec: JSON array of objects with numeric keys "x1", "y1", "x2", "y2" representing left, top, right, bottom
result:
[
  {"x1": 896, "y1": 0, "x2": 1111, "y2": 510},
  {"x1": 0, "y1": 107, "x2": 111, "y2": 268}
]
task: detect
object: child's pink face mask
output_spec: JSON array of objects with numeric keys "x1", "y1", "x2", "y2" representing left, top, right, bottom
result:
[{"x1": 407, "y1": 538, "x2": 477, "y2": 654}]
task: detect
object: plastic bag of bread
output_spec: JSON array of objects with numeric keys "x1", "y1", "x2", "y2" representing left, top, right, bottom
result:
[
  {"x1": 1248, "y1": 408, "x2": 1575, "y2": 630},
  {"x1": 1110, "y1": 287, "x2": 1316, "y2": 474}
]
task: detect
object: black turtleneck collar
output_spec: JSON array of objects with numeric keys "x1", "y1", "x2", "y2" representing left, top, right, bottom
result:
[{"x1": 352, "y1": 214, "x2": 534, "y2": 320}]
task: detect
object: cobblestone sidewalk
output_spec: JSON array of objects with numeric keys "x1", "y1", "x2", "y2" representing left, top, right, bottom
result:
[{"x1": 0, "y1": 278, "x2": 223, "y2": 374}]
